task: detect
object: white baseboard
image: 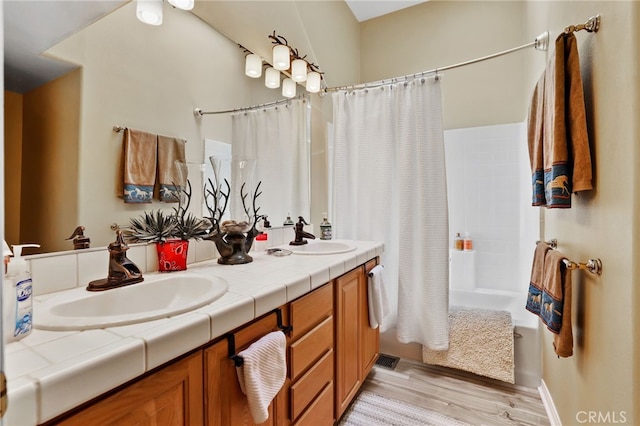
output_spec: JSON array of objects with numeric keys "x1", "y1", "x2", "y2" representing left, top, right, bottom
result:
[{"x1": 538, "y1": 379, "x2": 562, "y2": 426}]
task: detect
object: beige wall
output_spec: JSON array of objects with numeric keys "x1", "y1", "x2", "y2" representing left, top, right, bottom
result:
[
  {"x1": 523, "y1": 2, "x2": 639, "y2": 424},
  {"x1": 362, "y1": 0, "x2": 639, "y2": 423},
  {"x1": 44, "y1": 1, "x2": 281, "y2": 248},
  {"x1": 361, "y1": 1, "x2": 527, "y2": 129}
]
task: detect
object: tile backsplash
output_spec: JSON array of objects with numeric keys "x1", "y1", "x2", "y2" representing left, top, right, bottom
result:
[{"x1": 27, "y1": 224, "x2": 309, "y2": 296}]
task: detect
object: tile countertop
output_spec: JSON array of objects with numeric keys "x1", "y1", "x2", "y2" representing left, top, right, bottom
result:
[{"x1": 4, "y1": 239, "x2": 384, "y2": 426}]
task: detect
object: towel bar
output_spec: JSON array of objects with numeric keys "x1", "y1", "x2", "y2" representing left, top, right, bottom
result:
[
  {"x1": 537, "y1": 239, "x2": 602, "y2": 275},
  {"x1": 563, "y1": 258, "x2": 602, "y2": 275},
  {"x1": 536, "y1": 238, "x2": 557, "y2": 249},
  {"x1": 227, "y1": 308, "x2": 292, "y2": 367}
]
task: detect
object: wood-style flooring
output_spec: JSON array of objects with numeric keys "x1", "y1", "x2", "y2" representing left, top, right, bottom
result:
[{"x1": 360, "y1": 358, "x2": 551, "y2": 425}]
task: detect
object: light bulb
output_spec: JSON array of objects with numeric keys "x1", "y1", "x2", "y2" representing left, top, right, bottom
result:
[
  {"x1": 265, "y1": 67, "x2": 281, "y2": 89},
  {"x1": 282, "y1": 78, "x2": 296, "y2": 98},
  {"x1": 136, "y1": 0, "x2": 163, "y2": 25},
  {"x1": 306, "y1": 71, "x2": 321, "y2": 93},
  {"x1": 245, "y1": 54, "x2": 262, "y2": 78},
  {"x1": 273, "y1": 45, "x2": 290, "y2": 71},
  {"x1": 168, "y1": 0, "x2": 194, "y2": 10},
  {"x1": 291, "y1": 59, "x2": 308, "y2": 82}
]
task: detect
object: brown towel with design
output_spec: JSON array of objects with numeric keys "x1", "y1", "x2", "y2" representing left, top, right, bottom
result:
[
  {"x1": 527, "y1": 32, "x2": 593, "y2": 208},
  {"x1": 157, "y1": 135, "x2": 187, "y2": 202},
  {"x1": 543, "y1": 249, "x2": 573, "y2": 357},
  {"x1": 122, "y1": 128, "x2": 157, "y2": 203}
]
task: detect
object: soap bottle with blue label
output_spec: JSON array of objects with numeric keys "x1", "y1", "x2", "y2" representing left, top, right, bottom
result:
[
  {"x1": 4, "y1": 244, "x2": 39, "y2": 342},
  {"x1": 320, "y1": 212, "x2": 332, "y2": 240}
]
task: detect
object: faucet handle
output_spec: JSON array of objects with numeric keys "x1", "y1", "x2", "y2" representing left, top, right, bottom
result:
[{"x1": 297, "y1": 216, "x2": 309, "y2": 225}]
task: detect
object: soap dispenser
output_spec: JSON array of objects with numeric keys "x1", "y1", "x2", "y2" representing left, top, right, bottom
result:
[
  {"x1": 4, "y1": 243, "x2": 40, "y2": 342},
  {"x1": 320, "y1": 212, "x2": 332, "y2": 240}
]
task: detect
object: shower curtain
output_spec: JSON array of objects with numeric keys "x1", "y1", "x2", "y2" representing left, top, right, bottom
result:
[
  {"x1": 331, "y1": 78, "x2": 450, "y2": 350},
  {"x1": 231, "y1": 99, "x2": 310, "y2": 224}
]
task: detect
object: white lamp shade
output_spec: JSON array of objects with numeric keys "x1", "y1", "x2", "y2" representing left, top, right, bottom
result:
[
  {"x1": 305, "y1": 71, "x2": 321, "y2": 93},
  {"x1": 168, "y1": 0, "x2": 194, "y2": 10},
  {"x1": 245, "y1": 54, "x2": 262, "y2": 78},
  {"x1": 282, "y1": 78, "x2": 296, "y2": 98},
  {"x1": 273, "y1": 45, "x2": 291, "y2": 71},
  {"x1": 265, "y1": 67, "x2": 281, "y2": 89},
  {"x1": 136, "y1": 0, "x2": 163, "y2": 25},
  {"x1": 291, "y1": 59, "x2": 308, "y2": 82}
]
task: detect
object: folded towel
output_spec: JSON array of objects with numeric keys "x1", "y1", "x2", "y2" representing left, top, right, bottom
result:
[
  {"x1": 235, "y1": 330, "x2": 287, "y2": 424},
  {"x1": 368, "y1": 264, "x2": 390, "y2": 331},
  {"x1": 122, "y1": 128, "x2": 157, "y2": 203},
  {"x1": 527, "y1": 32, "x2": 592, "y2": 208},
  {"x1": 543, "y1": 249, "x2": 573, "y2": 357},
  {"x1": 525, "y1": 242, "x2": 552, "y2": 315},
  {"x1": 157, "y1": 135, "x2": 187, "y2": 202}
]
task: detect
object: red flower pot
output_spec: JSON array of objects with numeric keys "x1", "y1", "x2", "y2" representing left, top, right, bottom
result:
[{"x1": 156, "y1": 240, "x2": 189, "y2": 272}]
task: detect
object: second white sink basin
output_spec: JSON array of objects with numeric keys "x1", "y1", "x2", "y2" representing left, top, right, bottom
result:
[
  {"x1": 288, "y1": 240, "x2": 357, "y2": 255},
  {"x1": 34, "y1": 272, "x2": 228, "y2": 331}
]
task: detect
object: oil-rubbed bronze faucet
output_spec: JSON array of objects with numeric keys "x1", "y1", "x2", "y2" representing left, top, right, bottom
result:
[
  {"x1": 66, "y1": 225, "x2": 91, "y2": 249},
  {"x1": 87, "y1": 230, "x2": 144, "y2": 291},
  {"x1": 290, "y1": 217, "x2": 316, "y2": 246}
]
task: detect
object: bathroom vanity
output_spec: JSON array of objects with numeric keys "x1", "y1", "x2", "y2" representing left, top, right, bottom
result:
[{"x1": 4, "y1": 239, "x2": 383, "y2": 425}]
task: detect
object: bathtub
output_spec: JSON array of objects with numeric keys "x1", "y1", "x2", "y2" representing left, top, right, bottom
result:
[
  {"x1": 450, "y1": 288, "x2": 541, "y2": 388},
  {"x1": 379, "y1": 286, "x2": 542, "y2": 389}
]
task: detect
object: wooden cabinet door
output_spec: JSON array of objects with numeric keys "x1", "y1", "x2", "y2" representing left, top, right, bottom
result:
[
  {"x1": 334, "y1": 267, "x2": 362, "y2": 419},
  {"x1": 57, "y1": 351, "x2": 204, "y2": 426},
  {"x1": 204, "y1": 309, "x2": 287, "y2": 426},
  {"x1": 360, "y1": 258, "x2": 380, "y2": 378}
]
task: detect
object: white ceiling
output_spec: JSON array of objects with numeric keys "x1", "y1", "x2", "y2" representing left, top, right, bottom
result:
[
  {"x1": 345, "y1": 0, "x2": 428, "y2": 22},
  {"x1": 3, "y1": 0, "x2": 426, "y2": 93}
]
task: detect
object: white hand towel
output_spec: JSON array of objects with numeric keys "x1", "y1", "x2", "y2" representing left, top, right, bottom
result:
[
  {"x1": 368, "y1": 265, "x2": 390, "y2": 331},
  {"x1": 235, "y1": 330, "x2": 287, "y2": 424}
]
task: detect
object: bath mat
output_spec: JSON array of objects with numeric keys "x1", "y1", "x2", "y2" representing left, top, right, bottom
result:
[
  {"x1": 422, "y1": 306, "x2": 515, "y2": 383},
  {"x1": 339, "y1": 390, "x2": 471, "y2": 426}
]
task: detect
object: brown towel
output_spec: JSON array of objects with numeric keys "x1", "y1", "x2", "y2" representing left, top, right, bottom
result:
[
  {"x1": 525, "y1": 242, "x2": 552, "y2": 315},
  {"x1": 542, "y1": 249, "x2": 573, "y2": 357},
  {"x1": 527, "y1": 32, "x2": 593, "y2": 208},
  {"x1": 122, "y1": 129, "x2": 157, "y2": 203},
  {"x1": 157, "y1": 135, "x2": 187, "y2": 202}
]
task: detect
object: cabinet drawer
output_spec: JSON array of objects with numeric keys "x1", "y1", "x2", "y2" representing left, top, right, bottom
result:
[
  {"x1": 290, "y1": 349, "x2": 333, "y2": 421},
  {"x1": 293, "y1": 381, "x2": 334, "y2": 426},
  {"x1": 290, "y1": 282, "x2": 333, "y2": 340},
  {"x1": 290, "y1": 316, "x2": 333, "y2": 380}
]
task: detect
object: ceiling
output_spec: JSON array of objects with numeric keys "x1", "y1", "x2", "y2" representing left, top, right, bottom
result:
[{"x1": 3, "y1": 0, "x2": 426, "y2": 93}]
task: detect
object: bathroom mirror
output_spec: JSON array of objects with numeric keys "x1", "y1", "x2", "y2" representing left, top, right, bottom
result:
[{"x1": 3, "y1": 1, "x2": 314, "y2": 253}]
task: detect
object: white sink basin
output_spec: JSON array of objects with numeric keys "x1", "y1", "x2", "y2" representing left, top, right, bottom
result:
[
  {"x1": 33, "y1": 272, "x2": 228, "y2": 331},
  {"x1": 288, "y1": 240, "x2": 357, "y2": 255}
]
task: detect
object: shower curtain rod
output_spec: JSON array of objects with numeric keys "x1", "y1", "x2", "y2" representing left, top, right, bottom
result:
[
  {"x1": 324, "y1": 14, "x2": 600, "y2": 93},
  {"x1": 194, "y1": 94, "x2": 307, "y2": 118}
]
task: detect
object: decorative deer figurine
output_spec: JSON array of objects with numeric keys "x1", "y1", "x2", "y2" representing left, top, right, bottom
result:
[{"x1": 204, "y1": 178, "x2": 265, "y2": 265}]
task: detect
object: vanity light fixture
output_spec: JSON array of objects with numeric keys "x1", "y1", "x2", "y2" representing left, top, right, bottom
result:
[
  {"x1": 167, "y1": 0, "x2": 194, "y2": 10},
  {"x1": 273, "y1": 45, "x2": 291, "y2": 71},
  {"x1": 291, "y1": 59, "x2": 308, "y2": 83},
  {"x1": 282, "y1": 78, "x2": 296, "y2": 98},
  {"x1": 137, "y1": 0, "x2": 194, "y2": 26},
  {"x1": 265, "y1": 67, "x2": 281, "y2": 89},
  {"x1": 240, "y1": 32, "x2": 324, "y2": 94},
  {"x1": 136, "y1": 0, "x2": 163, "y2": 25},
  {"x1": 305, "y1": 71, "x2": 321, "y2": 93},
  {"x1": 245, "y1": 54, "x2": 263, "y2": 78}
]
